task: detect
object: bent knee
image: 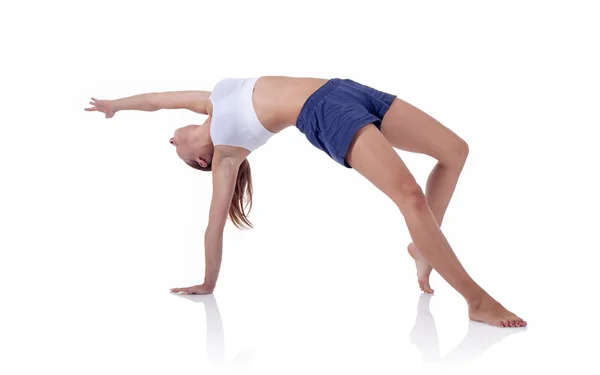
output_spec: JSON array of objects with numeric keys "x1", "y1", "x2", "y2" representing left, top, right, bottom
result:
[
  {"x1": 393, "y1": 184, "x2": 428, "y2": 211},
  {"x1": 441, "y1": 138, "x2": 469, "y2": 167},
  {"x1": 457, "y1": 138, "x2": 469, "y2": 160}
]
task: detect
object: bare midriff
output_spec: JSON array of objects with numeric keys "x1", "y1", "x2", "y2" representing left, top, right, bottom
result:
[
  {"x1": 204, "y1": 76, "x2": 328, "y2": 134},
  {"x1": 252, "y1": 76, "x2": 329, "y2": 133}
]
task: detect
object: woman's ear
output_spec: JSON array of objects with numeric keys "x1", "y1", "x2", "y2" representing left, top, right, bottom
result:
[{"x1": 197, "y1": 157, "x2": 208, "y2": 168}]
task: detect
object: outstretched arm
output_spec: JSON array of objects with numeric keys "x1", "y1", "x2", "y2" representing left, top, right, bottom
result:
[
  {"x1": 202, "y1": 156, "x2": 242, "y2": 290},
  {"x1": 171, "y1": 147, "x2": 250, "y2": 295},
  {"x1": 85, "y1": 91, "x2": 211, "y2": 118}
]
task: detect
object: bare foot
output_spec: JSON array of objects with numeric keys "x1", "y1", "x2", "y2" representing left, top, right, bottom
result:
[
  {"x1": 407, "y1": 243, "x2": 434, "y2": 294},
  {"x1": 469, "y1": 296, "x2": 527, "y2": 328}
]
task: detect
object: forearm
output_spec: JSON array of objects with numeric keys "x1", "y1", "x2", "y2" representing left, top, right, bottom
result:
[
  {"x1": 203, "y1": 227, "x2": 224, "y2": 290},
  {"x1": 111, "y1": 93, "x2": 160, "y2": 112}
]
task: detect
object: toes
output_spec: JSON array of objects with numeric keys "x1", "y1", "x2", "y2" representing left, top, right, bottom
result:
[
  {"x1": 511, "y1": 317, "x2": 524, "y2": 327},
  {"x1": 478, "y1": 315, "x2": 527, "y2": 328},
  {"x1": 518, "y1": 319, "x2": 527, "y2": 327},
  {"x1": 503, "y1": 319, "x2": 529, "y2": 328},
  {"x1": 419, "y1": 285, "x2": 434, "y2": 294}
]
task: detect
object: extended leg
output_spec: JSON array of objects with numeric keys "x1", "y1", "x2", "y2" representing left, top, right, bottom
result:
[
  {"x1": 346, "y1": 124, "x2": 526, "y2": 327},
  {"x1": 380, "y1": 98, "x2": 469, "y2": 293}
]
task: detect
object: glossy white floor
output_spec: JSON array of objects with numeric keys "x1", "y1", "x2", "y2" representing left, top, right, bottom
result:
[
  {"x1": 1, "y1": 267, "x2": 597, "y2": 375},
  {"x1": 2, "y1": 1, "x2": 599, "y2": 374},
  {"x1": 1, "y1": 212, "x2": 598, "y2": 375}
]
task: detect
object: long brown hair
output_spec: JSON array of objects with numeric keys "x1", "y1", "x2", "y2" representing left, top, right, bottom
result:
[{"x1": 185, "y1": 159, "x2": 253, "y2": 230}]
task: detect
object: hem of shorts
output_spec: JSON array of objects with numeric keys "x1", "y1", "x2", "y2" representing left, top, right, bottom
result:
[{"x1": 335, "y1": 116, "x2": 381, "y2": 168}]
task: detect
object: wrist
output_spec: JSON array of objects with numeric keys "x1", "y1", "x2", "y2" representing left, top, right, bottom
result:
[
  {"x1": 110, "y1": 99, "x2": 121, "y2": 112},
  {"x1": 203, "y1": 281, "x2": 216, "y2": 292}
]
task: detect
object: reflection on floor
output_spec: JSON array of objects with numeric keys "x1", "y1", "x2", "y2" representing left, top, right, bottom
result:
[
  {"x1": 172, "y1": 292, "x2": 529, "y2": 373},
  {"x1": 409, "y1": 294, "x2": 526, "y2": 369},
  {"x1": 178, "y1": 294, "x2": 256, "y2": 373}
]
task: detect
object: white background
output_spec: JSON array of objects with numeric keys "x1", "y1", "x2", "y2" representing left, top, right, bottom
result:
[{"x1": 1, "y1": 0, "x2": 599, "y2": 374}]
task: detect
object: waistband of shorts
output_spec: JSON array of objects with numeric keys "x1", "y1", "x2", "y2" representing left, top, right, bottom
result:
[{"x1": 297, "y1": 78, "x2": 342, "y2": 126}]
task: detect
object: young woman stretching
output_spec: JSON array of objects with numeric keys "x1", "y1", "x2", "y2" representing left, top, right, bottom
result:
[{"x1": 85, "y1": 76, "x2": 526, "y2": 328}]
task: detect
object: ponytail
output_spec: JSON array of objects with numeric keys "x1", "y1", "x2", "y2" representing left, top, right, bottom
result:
[{"x1": 229, "y1": 159, "x2": 253, "y2": 229}]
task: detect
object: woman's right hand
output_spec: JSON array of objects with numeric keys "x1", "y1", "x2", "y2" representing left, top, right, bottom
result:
[{"x1": 85, "y1": 97, "x2": 116, "y2": 118}]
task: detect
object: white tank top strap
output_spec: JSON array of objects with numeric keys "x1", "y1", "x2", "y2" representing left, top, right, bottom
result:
[{"x1": 209, "y1": 77, "x2": 274, "y2": 152}]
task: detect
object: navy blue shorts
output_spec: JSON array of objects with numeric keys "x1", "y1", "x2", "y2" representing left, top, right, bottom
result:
[{"x1": 296, "y1": 78, "x2": 397, "y2": 168}]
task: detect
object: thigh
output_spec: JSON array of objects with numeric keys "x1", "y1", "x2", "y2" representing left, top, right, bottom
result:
[
  {"x1": 380, "y1": 98, "x2": 467, "y2": 162},
  {"x1": 346, "y1": 124, "x2": 421, "y2": 203}
]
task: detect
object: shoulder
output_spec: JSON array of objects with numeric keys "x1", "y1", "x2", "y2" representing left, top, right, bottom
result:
[{"x1": 212, "y1": 145, "x2": 251, "y2": 168}]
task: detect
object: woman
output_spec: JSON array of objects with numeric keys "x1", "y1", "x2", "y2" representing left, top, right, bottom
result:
[{"x1": 85, "y1": 76, "x2": 526, "y2": 328}]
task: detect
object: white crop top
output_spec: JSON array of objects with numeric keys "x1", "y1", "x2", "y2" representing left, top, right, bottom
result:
[{"x1": 209, "y1": 77, "x2": 275, "y2": 152}]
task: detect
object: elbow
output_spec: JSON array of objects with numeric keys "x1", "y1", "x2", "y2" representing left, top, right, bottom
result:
[
  {"x1": 205, "y1": 223, "x2": 225, "y2": 240},
  {"x1": 145, "y1": 93, "x2": 162, "y2": 111}
]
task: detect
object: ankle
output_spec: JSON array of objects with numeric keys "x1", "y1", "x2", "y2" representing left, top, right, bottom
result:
[{"x1": 465, "y1": 290, "x2": 491, "y2": 309}]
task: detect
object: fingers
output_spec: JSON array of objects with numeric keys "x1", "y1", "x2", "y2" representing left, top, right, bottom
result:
[
  {"x1": 170, "y1": 287, "x2": 194, "y2": 295},
  {"x1": 85, "y1": 97, "x2": 102, "y2": 112},
  {"x1": 170, "y1": 286, "x2": 211, "y2": 295},
  {"x1": 88, "y1": 98, "x2": 103, "y2": 108},
  {"x1": 85, "y1": 97, "x2": 113, "y2": 115}
]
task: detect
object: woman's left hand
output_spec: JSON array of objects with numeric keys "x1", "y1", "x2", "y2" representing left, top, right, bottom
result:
[{"x1": 170, "y1": 284, "x2": 214, "y2": 295}]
